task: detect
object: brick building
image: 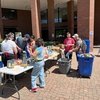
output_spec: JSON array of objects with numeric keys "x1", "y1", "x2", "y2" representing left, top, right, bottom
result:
[{"x1": 0, "y1": 0, "x2": 99, "y2": 51}]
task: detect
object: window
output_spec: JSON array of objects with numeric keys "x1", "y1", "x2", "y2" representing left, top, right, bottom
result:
[
  {"x1": 2, "y1": 8, "x2": 17, "y2": 20},
  {"x1": 41, "y1": 10, "x2": 48, "y2": 24},
  {"x1": 54, "y1": 9, "x2": 59, "y2": 23},
  {"x1": 55, "y1": 29, "x2": 67, "y2": 38},
  {"x1": 74, "y1": 11, "x2": 77, "y2": 21},
  {"x1": 59, "y1": 8, "x2": 67, "y2": 22},
  {"x1": 54, "y1": 8, "x2": 67, "y2": 23}
]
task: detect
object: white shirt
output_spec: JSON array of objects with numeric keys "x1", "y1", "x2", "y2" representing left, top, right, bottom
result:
[{"x1": 1, "y1": 40, "x2": 16, "y2": 54}]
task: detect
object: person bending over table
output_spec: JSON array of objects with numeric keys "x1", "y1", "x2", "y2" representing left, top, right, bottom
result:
[
  {"x1": 28, "y1": 38, "x2": 45, "y2": 92},
  {"x1": 1, "y1": 33, "x2": 18, "y2": 66}
]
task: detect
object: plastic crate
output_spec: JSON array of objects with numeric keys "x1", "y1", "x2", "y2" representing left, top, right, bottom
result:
[
  {"x1": 77, "y1": 55, "x2": 94, "y2": 77},
  {"x1": 58, "y1": 58, "x2": 71, "y2": 74}
]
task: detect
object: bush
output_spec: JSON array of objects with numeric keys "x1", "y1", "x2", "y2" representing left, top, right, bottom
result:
[{"x1": 0, "y1": 38, "x2": 3, "y2": 43}]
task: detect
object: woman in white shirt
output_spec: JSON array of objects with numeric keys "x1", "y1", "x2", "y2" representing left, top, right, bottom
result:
[{"x1": 1, "y1": 33, "x2": 17, "y2": 66}]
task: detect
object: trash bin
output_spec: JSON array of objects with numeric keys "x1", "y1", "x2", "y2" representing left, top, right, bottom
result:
[
  {"x1": 77, "y1": 54, "x2": 94, "y2": 77},
  {"x1": 58, "y1": 58, "x2": 71, "y2": 74},
  {"x1": 84, "y1": 39, "x2": 90, "y2": 53},
  {"x1": 0, "y1": 53, "x2": 3, "y2": 68}
]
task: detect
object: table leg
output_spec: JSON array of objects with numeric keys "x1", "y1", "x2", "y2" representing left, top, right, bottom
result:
[
  {"x1": 13, "y1": 75, "x2": 20, "y2": 100},
  {"x1": 2, "y1": 73, "x2": 7, "y2": 95},
  {"x1": 1, "y1": 74, "x2": 20, "y2": 100}
]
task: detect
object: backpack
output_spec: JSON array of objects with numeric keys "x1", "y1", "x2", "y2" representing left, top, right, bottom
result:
[{"x1": 81, "y1": 39, "x2": 87, "y2": 53}]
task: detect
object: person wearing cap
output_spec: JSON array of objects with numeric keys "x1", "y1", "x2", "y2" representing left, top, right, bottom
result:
[
  {"x1": 28, "y1": 38, "x2": 45, "y2": 92},
  {"x1": 69, "y1": 33, "x2": 83, "y2": 71},
  {"x1": 1, "y1": 32, "x2": 18, "y2": 66},
  {"x1": 63, "y1": 32, "x2": 75, "y2": 60},
  {"x1": 16, "y1": 34, "x2": 30, "y2": 59},
  {"x1": 69, "y1": 34, "x2": 83, "y2": 54}
]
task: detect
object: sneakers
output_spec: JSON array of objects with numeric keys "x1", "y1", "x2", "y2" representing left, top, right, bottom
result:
[
  {"x1": 30, "y1": 86, "x2": 45, "y2": 92},
  {"x1": 39, "y1": 86, "x2": 45, "y2": 88},
  {"x1": 30, "y1": 88, "x2": 38, "y2": 92}
]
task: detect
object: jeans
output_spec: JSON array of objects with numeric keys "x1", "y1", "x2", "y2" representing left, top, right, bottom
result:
[
  {"x1": 65, "y1": 52, "x2": 72, "y2": 60},
  {"x1": 31, "y1": 60, "x2": 45, "y2": 88},
  {"x1": 76, "y1": 53, "x2": 82, "y2": 70}
]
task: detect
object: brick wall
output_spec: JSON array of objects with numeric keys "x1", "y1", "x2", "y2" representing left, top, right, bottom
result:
[
  {"x1": 3, "y1": 10, "x2": 32, "y2": 36},
  {"x1": 67, "y1": 0, "x2": 74, "y2": 35},
  {"x1": 48, "y1": 0, "x2": 55, "y2": 40},
  {"x1": 17, "y1": 10, "x2": 32, "y2": 35},
  {"x1": 31, "y1": 0, "x2": 41, "y2": 39},
  {"x1": 0, "y1": 0, "x2": 3, "y2": 38},
  {"x1": 77, "y1": 0, "x2": 95, "y2": 51}
]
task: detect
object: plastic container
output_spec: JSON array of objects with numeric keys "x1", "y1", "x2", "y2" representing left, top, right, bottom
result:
[
  {"x1": 7, "y1": 60, "x2": 12, "y2": 68},
  {"x1": 84, "y1": 39, "x2": 90, "y2": 53},
  {"x1": 0, "y1": 54, "x2": 3, "y2": 68},
  {"x1": 77, "y1": 54, "x2": 94, "y2": 77},
  {"x1": 58, "y1": 58, "x2": 71, "y2": 74}
]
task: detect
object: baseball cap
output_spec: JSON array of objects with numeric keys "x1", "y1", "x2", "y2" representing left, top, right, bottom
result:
[
  {"x1": 24, "y1": 34, "x2": 30, "y2": 39},
  {"x1": 72, "y1": 34, "x2": 78, "y2": 38}
]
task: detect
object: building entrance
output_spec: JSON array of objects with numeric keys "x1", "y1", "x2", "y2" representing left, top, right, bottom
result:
[{"x1": 42, "y1": 29, "x2": 49, "y2": 41}]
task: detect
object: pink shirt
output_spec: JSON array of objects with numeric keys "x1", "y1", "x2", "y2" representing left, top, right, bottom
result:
[{"x1": 64, "y1": 38, "x2": 75, "y2": 52}]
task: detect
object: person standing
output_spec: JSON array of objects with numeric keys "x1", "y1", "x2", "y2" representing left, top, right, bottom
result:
[
  {"x1": 63, "y1": 32, "x2": 75, "y2": 60},
  {"x1": 28, "y1": 35, "x2": 36, "y2": 52},
  {"x1": 69, "y1": 34, "x2": 83, "y2": 71},
  {"x1": 28, "y1": 38, "x2": 45, "y2": 92},
  {"x1": 16, "y1": 34, "x2": 30, "y2": 59}
]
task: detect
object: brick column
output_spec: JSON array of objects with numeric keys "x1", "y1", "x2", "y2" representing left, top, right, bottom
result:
[
  {"x1": 77, "y1": 0, "x2": 95, "y2": 51},
  {"x1": 48, "y1": 0, "x2": 55, "y2": 40},
  {"x1": 31, "y1": 0, "x2": 41, "y2": 39},
  {"x1": 0, "y1": 0, "x2": 3, "y2": 38},
  {"x1": 67, "y1": 0, "x2": 74, "y2": 35}
]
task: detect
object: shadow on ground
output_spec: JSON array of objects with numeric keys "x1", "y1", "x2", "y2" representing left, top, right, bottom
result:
[
  {"x1": 52, "y1": 68, "x2": 79, "y2": 77},
  {"x1": 67, "y1": 68, "x2": 80, "y2": 78},
  {"x1": 0, "y1": 71, "x2": 32, "y2": 99},
  {"x1": 44, "y1": 60, "x2": 58, "y2": 72},
  {"x1": 0, "y1": 59, "x2": 59, "y2": 99},
  {"x1": 52, "y1": 68, "x2": 90, "y2": 79},
  {"x1": 95, "y1": 55, "x2": 100, "y2": 57}
]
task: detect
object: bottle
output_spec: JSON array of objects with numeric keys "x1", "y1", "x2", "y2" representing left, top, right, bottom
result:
[
  {"x1": 22, "y1": 51, "x2": 27, "y2": 67},
  {"x1": 61, "y1": 49, "x2": 65, "y2": 58},
  {"x1": 7, "y1": 60, "x2": 12, "y2": 68}
]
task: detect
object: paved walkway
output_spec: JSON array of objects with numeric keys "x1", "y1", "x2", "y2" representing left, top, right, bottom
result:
[{"x1": 0, "y1": 48, "x2": 100, "y2": 100}]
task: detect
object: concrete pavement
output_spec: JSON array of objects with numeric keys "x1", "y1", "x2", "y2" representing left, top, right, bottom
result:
[{"x1": 0, "y1": 48, "x2": 100, "y2": 100}]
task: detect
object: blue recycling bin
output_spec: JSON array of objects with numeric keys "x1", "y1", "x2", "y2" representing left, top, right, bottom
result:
[
  {"x1": 77, "y1": 54, "x2": 94, "y2": 77},
  {"x1": 84, "y1": 39, "x2": 90, "y2": 53},
  {"x1": 0, "y1": 54, "x2": 3, "y2": 68}
]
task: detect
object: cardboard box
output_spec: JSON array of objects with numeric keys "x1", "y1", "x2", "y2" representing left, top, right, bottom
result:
[{"x1": 52, "y1": 46, "x2": 61, "y2": 53}]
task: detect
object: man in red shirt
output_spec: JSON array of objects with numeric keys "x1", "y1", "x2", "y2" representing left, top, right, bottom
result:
[{"x1": 63, "y1": 32, "x2": 75, "y2": 60}]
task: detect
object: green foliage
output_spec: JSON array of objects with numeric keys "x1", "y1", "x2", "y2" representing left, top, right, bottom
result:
[{"x1": 0, "y1": 38, "x2": 3, "y2": 43}]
